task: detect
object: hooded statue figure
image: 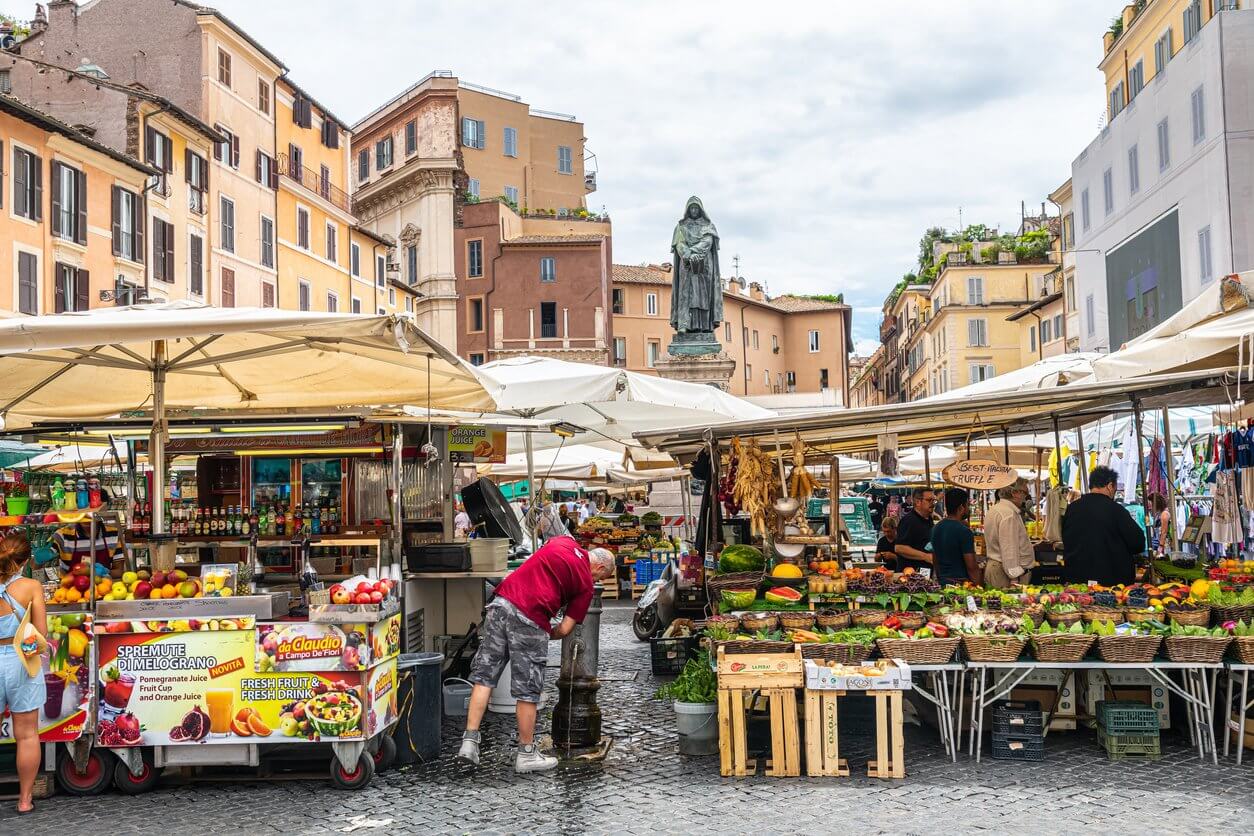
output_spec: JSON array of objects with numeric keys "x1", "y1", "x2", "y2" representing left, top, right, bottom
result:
[{"x1": 670, "y1": 196, "x2": 723, "y2": 334}]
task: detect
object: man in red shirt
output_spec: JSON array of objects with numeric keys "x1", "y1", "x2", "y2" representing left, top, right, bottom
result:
[{"x1": 458, "y1": 537, "x2": 615, "y2": 773}]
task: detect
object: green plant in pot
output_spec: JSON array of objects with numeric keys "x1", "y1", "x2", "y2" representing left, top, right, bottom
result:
[
  {"x1": 5, "y1": 481, "x2": 29, "y2": 516},
  {"x1": 656, "y1": 650, "x2": 719, "y2": 755}
]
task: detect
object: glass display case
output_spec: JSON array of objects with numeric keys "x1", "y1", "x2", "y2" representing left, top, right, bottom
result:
[{"x1": 251, "y1": 458, "x2": 292, "y2": 509}]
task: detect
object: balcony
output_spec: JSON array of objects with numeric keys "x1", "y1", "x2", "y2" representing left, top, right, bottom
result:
[{"x1": 277, "y1": 153, "x2": 350, "y2": 213}]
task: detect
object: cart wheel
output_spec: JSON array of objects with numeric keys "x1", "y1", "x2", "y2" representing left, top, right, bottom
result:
[
  {"x1": 56, "y1": 748, "x2": 114, "y2": 796},
  {"x1": 372, "y1": 734, "x2": 397, "y2": 772},
  {"x1": 112, "y1": 750, "x2": 161, "y2": 795},
  {"x1": 330, "y1": 753, "x2": 376, "y2": 790}
]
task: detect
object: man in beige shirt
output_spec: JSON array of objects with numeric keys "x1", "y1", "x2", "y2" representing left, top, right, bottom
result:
[{"x1": 983, "y1": 478, "x2": 1035, "y2": 588}]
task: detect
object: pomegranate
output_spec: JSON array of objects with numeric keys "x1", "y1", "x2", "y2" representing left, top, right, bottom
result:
[
  {"x1": 115, "y1": 712, "x2": 142, "y2": 745},
  {"x1": 174, "y1": 705, "x2": 210, "y2": 742}
]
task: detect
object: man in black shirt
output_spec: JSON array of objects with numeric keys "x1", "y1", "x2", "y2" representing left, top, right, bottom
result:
[
  {"x1": 1062, "y1": 466, "x2": 1146, "y2": 586},
  {"x1": 894, "y1": 487, "x2": 936, "y2": 574}
]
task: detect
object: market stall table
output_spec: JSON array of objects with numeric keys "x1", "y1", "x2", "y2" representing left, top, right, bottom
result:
[
  {"x1": 907, "y1": 663, "x2": 965, "y2": 763},
  {"x1": 403, "y1": 570, "x2": 510, "y2": 652},
  {"x1": 1222, "y1": 661, "x2": 1254, "y2": 765},
  {"x1": 966, "y1": 660, "x2": 1222, "y2": 764}
]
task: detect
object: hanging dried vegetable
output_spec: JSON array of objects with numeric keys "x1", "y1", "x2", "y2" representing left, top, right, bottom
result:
[
  {"x1": 731, "y1": 437, "x2": 779, "y2": 536},
  {"x1": 787, "y1": 434, "x2": 818, "y2": 502}
]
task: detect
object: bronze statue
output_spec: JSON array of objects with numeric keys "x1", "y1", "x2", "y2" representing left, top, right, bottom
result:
[{"x1": 670, "y1": 196, "x2": 723, "y2": 341}]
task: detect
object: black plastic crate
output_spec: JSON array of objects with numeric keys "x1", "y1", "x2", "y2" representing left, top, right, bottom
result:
[
  {"x1": 992, "y1": 699, "x2": 1045, "y2": 737},
  {"x1": 649, "y1": 635, "x2": 700, "y2": 675},
  {"x1": 991, "y1": 734, "x2": 1045, "y2": 761}
]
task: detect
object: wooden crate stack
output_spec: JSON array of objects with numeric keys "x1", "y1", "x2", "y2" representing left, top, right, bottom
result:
[{"x1": 716, "y1": 647, "x2": 803, "y2": 777}]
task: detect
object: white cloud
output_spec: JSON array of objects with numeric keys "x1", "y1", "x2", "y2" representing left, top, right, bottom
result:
[{"x1": 2, "y1": 0, "x2": 1119, "y2": 346}]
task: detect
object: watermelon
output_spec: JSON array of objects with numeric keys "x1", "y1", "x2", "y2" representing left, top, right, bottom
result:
[
  {"x1": 764, "y1": 586, "x2": 803, "y2": 605},
  {"x1": 720, "y1": 588, "x2": 757, "y2": 609},
  {"x1": 718, "y1": 544, "x2": 765, "y2": 574}
]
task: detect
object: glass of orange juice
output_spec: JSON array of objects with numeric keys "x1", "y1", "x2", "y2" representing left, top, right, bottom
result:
[{"x1": 206, "y1": 689, "x2": 234, "y2": 736}]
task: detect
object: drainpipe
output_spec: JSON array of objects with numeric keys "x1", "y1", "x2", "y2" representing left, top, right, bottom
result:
[
  {"x1": 138, "y1": 102, "x2": 173, "y2": 300},
  {"x1": 739, "y1": 302, "x2": 749, "y2": 395},
  {"x1": 1046, "y1": 194, "x2": 1068, "y2": 350}
]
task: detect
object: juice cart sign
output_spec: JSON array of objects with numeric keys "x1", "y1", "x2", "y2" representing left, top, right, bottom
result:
[
  {"x1": 97, "y1": 620, "x2": 369, "y2": 745},
  {"x1": 0, "y1": 613, "x2": 92, "y2": 744},
  {"x1": 448, "y1": 425, "x2": 506, "y2": 464},
  {"x1": 942, "y1": 459, "x2": 1019, "y2": 490}
]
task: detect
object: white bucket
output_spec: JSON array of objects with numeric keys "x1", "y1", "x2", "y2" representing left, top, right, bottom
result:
[
  {"x1": 674, "y1": 700, "x2": 718, "y2": 755},
  {"x1": 442, "y1": 678, "x2": 473, "y2": 717},
  {"x1": 488, "y1": 666, "x2": 518, "y2": 715}
]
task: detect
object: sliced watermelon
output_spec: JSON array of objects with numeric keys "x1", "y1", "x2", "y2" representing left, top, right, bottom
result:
[{"x1": 764, "y1": 586, "x2": 803, "y2": 605}]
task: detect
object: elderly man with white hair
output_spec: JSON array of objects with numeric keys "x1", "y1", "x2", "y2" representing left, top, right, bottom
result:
[
  {"x1": 458, "y1": 537, "x2": 616, "y2": 773},
  {"x1": 983, "y1": 478, "x2": 1036, "y2": 589}
]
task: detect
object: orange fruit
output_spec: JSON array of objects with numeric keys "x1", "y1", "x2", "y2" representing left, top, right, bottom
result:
[
  {"x1": 230, "y1": 718, "x2": 253, "y2": 736},
  {"x1": 161, "y1": 584, "x2": 177, "y2": 599},
  {"x1": 65, "y1": 588, "x2": 82, "y2": 603},
  {"x1": 247, "y1": 714, "x2": 271, "y2": 737},
  {"x1": 149, "y1": 589, "x2": 162, "y2": 599}
]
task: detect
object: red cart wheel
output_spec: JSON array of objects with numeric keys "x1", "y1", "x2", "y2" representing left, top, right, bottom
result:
[
  {"x1": 112, "y1": 749, "x2": 162, "y2": 795},
  {"x1": 56, "y1": 748, "x2": 114, "y2": 796},
  {"x1": 372, "y1": 734, "x2": 397, "y2": 772},
  {"x1": 329, "y1": 753, "x2": 375, "y2": 790}
]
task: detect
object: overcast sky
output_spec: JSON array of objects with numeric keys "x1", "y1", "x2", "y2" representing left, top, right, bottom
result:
[{"x1": 4, "y1": 1, "x2": 1119, "y2": 352}]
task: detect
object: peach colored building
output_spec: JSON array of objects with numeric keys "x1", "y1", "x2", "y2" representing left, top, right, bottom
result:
[{"x1": 611, "y1": 264, "x2": 852, "y2": 401}]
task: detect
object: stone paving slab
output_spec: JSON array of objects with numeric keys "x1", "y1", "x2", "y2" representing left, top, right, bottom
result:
[{"x1": 2, "y1": 602, "x2": 1252, "y2": 834}]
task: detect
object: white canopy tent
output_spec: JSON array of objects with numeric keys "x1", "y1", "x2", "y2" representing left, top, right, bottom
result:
[{"x1": 925, "y1": 353, "x2": 1100, "y2": 402}]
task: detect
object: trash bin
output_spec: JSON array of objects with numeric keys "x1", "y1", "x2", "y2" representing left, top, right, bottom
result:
[{"x1": 394, "y1": 652, "x2": 444, "y2": 764}]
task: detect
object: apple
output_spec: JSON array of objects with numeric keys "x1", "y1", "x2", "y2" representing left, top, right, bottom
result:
[
  {"x1": 73, "y1": 574, "x2": 91, "y2": 592},
  {"x1": 178, "y1": 581, "x2": 199, "y2": 599},
  {"x1": 354, "y1": 592, "x2": 372, "y2": 605},
  {"x1": 151, "y1": 571, "x2": 167, "y2": 588},
  {"x1": 331, "y1": 587, "x2": 351, "y2": 605},
  {"x1": 369, "y1": 590, "x2": 383, "y2": 604},
  {"x1": 136, "y1": 569, "x2": 150, "y2": 581},
  {"x1": 170, "y1": 569, "x2": 188, "y2": 584},
  {"x1": 133, "y1": 581, "x2": 153, "y2": 600},
  {"x1": 356, "y1": 582, "x2": 373, "y2": 595}
]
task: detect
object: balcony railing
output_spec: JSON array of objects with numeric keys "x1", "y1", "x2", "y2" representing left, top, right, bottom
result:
[{"x1": 277, "y1": 153, "x2": 350, "y2": 213}]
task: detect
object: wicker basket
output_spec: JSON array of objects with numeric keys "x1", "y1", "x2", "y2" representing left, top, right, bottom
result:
[
  {"x1": 720, "y1": 639, "x2": 794, "y2": 655},
  {"x1": 896, "y1": 611, "x2": 927, "y2": 630},
  {"x1": 815, "y1": 610, "x2": 851, "y2": 630},
  {"x1": 1164, "y1": 635, "x2": 1231, "y2": 664},
  {"x1": 1082, "y1": 606, "x2": 1125, "y2": 624},
  {"x1": 739, "y1": 614, "x2": 778, "y2": 632},
  {"x1": 801, "y1": 643, "x2": 874, "y2": 664},
  {"x1": 779, "y1": 612, "x2": 816, "y2": 631},
  {"x1": 1096, "y1": 634, "x2": 1162, "y2": 663},
  {"x1": 851, "y1": 609, "x2": 889, "y2": 627},
  {"x1": 875, "y1": 636, "x2": 960, "y2": 664},
  {"x1": 1030, "y1": 633, "x2": 1096, "y2": 663},
  {"x1": 962, "y1": 634, "x2": 1027, "y2": 662},
  {"x1": 1046, "y1": 610, "x2": 1083, "y2": 627},
  {"x1": 1212, "y1": 604, "x2": 1254, "y2": 625},
  {"x1": 702, "y1": 615, "x2": 742, "y2": 632},
  {"x1": 1165, "y1": 606, "x2": 1210, "y2": 627},
  {"x1": 1230, "y1": 635, "x2": 1254, "y2": 664},
  {"x1": 1021, "y1": 606, "x2": 1046, "y2": 627},
  {"x1": 1124, "y1": 609, "x2": 1159, "y2": 623}
]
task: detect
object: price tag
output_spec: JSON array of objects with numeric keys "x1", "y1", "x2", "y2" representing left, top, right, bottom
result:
[
  {"x1": 919, "y1": 568, "x2": 932, "y2": 578},
  {"x1": 966, "y1": 595, "x2": 978, "y2": 612}
]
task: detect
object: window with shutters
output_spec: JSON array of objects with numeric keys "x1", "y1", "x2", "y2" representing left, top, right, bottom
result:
[
  {"x1": 217, "y1": 48, "x2": 232, "y2": 88},
  {"x1": 350, "y1": 243, "x2": 361, "y2": 278},
  {"x1": 299, "y1": 280, "x2": 311, "y2": 312},
  {"x1": 375, "y1": 136, "x2": 393, "y2": 169},
  {"x1": 1081, "y1": 188, "x2": 1091, "y2": 232},
  {"x1": 51, "y1": 162, "x2": 86, "y2": 244},
  {"x1": 407, "y1": 244, "x2": 418, "y2": 285},
  {"x1": 1053, "y1": 313, "x2": 1062, "y2": 340},
  {"x1": 405, "y1": 120, "x2": 417, "y2": 156},
  {"x1": 214, "y1": 125, "x2": 239, "y2": 169},
  {"x1": 321, "y1": 119, "x2": 339, "y2": 150},
  {"x1": 752, "y1": 330, "x2": 760, "y2": 349},
  {"x1": 725, "y1": 321, "x2": 732, "y2": 342},
  {"x1": 325, "y1": 222, "x2": 337, "y2": 263},
  {"x1": 151, "y1": 219, "x2": 175, "y2": 282},
  {"x1": 1103, "y1": 167, "x2": 1114, "y2": 216},
  {"x1": 1191, "y1": 86, "x2": 1205, "y2": 145},
  {"x1": 12, "y1": 147, "x2": 42, "y2": 221},
  {"x1": 256, "y1": 150, "x2": 276, "y2": 187},
  {"x1": 467, "y1": 240, "x2": 483, "y2": 278},
  {"x1": 351, "y1": 297, "x2": 361, "y2": 314},
  {"x1": 504, "y1": 185, "x2": 518, "y2": 206},
  {"x1": 468, "y1": 297, "x2": 485, "y2": 332},
  {"x1": 541, "y1": 257, "x2": 556, "y2": 283},
  {"x1": 558, "y1": 146, "x2": 573, "y2": 174},
  {"x1": 221, "y1": 267, "x2": 235, "y2": 307},
  {"x1": 289, "y1": 144, "x2": 303, "y2": 181},
  {"x1": 1041, "y1": 318, "x2": 1052, "y2": 343},
  {"x1": 966, "y1": 276, "x2": 985, "y2": 304},
  {"x1": 145, "y1": 127, "x2": 172, "y2": 196},
  {"x1": 1029, "y1": 325, "x2": 1037, "y2": 353},
  {"x1": 327, "y1": 292, "x2": 338, "y2": 313},
  {"x1": 1129, "y1": 60, "x2": 1144, "y2": 100},
  {"x1": 645, "y1": 292, "x2": 657, "y2": 314},
  {"x1": 357, "y1": 149, "x2": 369, "y2": 184},
  {"x1": 319, "y1": 163, "x2": 331, "y2": 201},
  {"x1": 1109, "y1": 81, "x2": 1125, "y2": 120},
  {"x1": 258, "y1": 79, "x2": 270, "y2": 115},
  {"x1": 467, "y1": 178, "x2": 479, "y2": 199},
  {"x1": 260, "y1": 215, "x2": 274, "y2": 268},
  {"x1": 189, "y1": 234, "x2": 204, "y2": 296},
  {"x1": 261, "y1": 281, "x2": 275, "y2": 308},
  {"x1": 967, "y1": 318, "x2": 988, "y2": 347},
  {"x1": 503, "y1": 127, "x2": 517, "y2": 158},
  {"x1": 540, "y1": 302, "x2": 557, "y2": 338},
  {"x1": 220, "y1": 195, "x2": 235, "y2": 252},
  {"x1": 376, "y1": 254, "x2": 386, "y2": 288},
  {"x1": 1085, "y1": 294, "x2": 1096, "y2": 336},
  {"x1": 1184, "y1": 0, "x2": 1202, "y2": 42},
  {"x1": 17, "y1": 251, "x2": 38, "y2": 315},
  {"x1": 1199, "y1": 226, "x2": 1214, "y2": 283},
  {"x1": 388, "y1": 287, "x2": 396, "y2": 306},
  {"x1": 809, "y1": 330, "x2": 821, "y2": 352},
  {"x1": 613, "y1": 337, "x2": 626, "y2": 366},
  {"x1": 54, "y1": 263, "x2": 88, "y2": 313},
  {"x1": 111, "y1": 186, "x2": 142, "y2": 262},
  {"x1": 1157, "y1": 118, "x2": 1171, "y2": 172},
  {"x1": 1128, "y1": 144, "x2": 1140, "y2": 195},
  {"x1": 968, "y1": 363, "x2": 995, "y2": 384},
  {"x1": 612, "y1": 288, "x2": 624, "y2": 315},
  {"x1": 186, "y1": 150, "x2": 207, "y2": 214},
  {"x1": 1155, "y1": 29, "x2": 1173, "y2": 75},
  {"x1": 297, "y1": 207, "x2": 310, "y2": 250},
  {"x1": 461, "y1": 118, "x2": 485, "y2": 150},
  {"x1": 647, "y1": 341, "x2": 660, "y2": 368},
  {"x1": 291, "y1": 94, "x2": 312, "y2": 129}
]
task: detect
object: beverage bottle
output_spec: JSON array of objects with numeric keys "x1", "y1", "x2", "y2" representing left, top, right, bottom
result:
[
  {"x1": 250, "y1": 506, "x2": 259, "y2": 534},
  {"x1": 141, "y1": 502, "x2": 151, "y2": 536},
  {"x1": 76, "y1": 477, "x2": 89, "y2": 509},
  {"x1": 231, "y1": 505, "x2": 240, "y2": 536},
  {"x1": 241, "y1": 506, "x2": 251, "y2": 536},
  {"x1": 330, "y1": 504, "x2": 339, "y2": 535},
  {"x1": 312, "y1": 503, "x2": 322, "y2": 535},
  {"x1": 278, "y1": 505, "x2": 287, "y2": 537},
  {"x1": 51, "y1": 476, "x2": 65, "y2": 510},
  {"x1": 88, "y1": 477, "x2": 101, "y2": 509},
  {"x1": 211, "y1": 507, "x2": 220, "y2": 535}
]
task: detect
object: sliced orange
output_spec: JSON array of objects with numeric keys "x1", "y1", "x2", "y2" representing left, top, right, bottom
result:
[
  {"x1": 247, "y1": 714, "x2": 272, "y2": 737},
  {"x1": 230, "y1": 718, "x2": 253, "y2": 736}
]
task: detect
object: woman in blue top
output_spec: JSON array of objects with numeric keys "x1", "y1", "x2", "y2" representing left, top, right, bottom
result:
[{"x1": 0, "y1": 533, "x2": 47, "y2": 814}]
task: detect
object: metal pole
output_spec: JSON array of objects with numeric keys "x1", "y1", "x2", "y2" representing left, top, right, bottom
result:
[
  {"x1": 922, "y1": 446, "x2": 932, "y2": 490},
  {"x1": 1052, "y1": 415, "x2": 1063, "y2": 491},
  {"x1": 149, "y1": 340, "x2": 166, "y2": 536},
  {"x1": 1002, "y1": 429, "x2": 1010, "y2": 466},
  {"x1": 391, "y1": 423, "x2": 404, "y2": 570},
  {"x1": 1162, "y1": 406, "x2": 1178, "y2": 552},
  {"x1": 830, "y1": 455, "x2": 842, "y2": 561},
  {"x1": 525, "y1": 431, "x2": 536, "y2": 511},
  {"x1": 1132, "y1": 398, "x2": 1149, "y2": 508},
  {"x1": 1075, "y1": 424, "x2": 1089, "y2": 491}
]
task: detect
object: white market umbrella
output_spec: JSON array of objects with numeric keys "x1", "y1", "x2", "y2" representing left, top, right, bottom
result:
[
  {"x1": 483, "y1": 444, "x2": 623, "y2": 481},
  {"x1": 924, "y1": 353, "x2": 1100, "y2": 402},
  {"x1": 19, "y1": 441, "x2": 130, "y2": 472}
]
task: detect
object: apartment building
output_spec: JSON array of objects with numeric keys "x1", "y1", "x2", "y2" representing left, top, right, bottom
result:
[
  {"x1": 1050, "y1": 178, "x2": 1081, "y2": 351},
  {"x1": 850, "y1": 346, "x2": 884, "y2": 409},
  {"x1": 611, "y1": 264, "x2": 853, "y2": 401},
  {"x1": 1074, "y1": 0, "x2": 1253, "y2": 351},
  {"x1": 0, "y1": 93, "x2": 155, "y2": 316},
  {"x1": 2, "y1": 52, "x2": 220, "y2": 306},
  {"x1": 455, "y1": 199, "x2": 612, "y2": 366},
  {"x1": 876, "y1": 284, "x2": 929, "y2": 403}
]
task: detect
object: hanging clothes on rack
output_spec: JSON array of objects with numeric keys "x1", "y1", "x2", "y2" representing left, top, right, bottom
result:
[
  {"x1": 1043, "y1": 485, "x2": 1070, "y2": 543},
  {"x1": 1146, "y1": 438, "x2": 1167, "y2": 500},
  {"x1": 1117, "y1": 426, "x2": 1140, "y2": 495},
  {"x1": 1211, "y1": 470, "x2": 1242, "y2": 547}
]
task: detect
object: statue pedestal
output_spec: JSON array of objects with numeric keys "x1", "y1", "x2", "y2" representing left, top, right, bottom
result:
[{"x1": 654, "y1": 352, "x2": 737, "y2": 392}]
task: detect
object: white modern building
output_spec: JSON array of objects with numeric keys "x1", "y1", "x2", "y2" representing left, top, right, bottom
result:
[{"x1": 1072, "y1": 3, "x2": 1254, "y2": 352}]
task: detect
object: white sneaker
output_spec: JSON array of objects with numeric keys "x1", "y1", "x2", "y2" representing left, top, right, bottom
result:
[
  {"x1": 514, "y1": 743, "x2": 558, "y2": 773},
  {"x1": 457, "y1": 732, "x2": 481, "y2": 765}
]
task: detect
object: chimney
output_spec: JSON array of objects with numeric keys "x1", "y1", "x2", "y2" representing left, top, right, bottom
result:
[
  {"x1": 29, "y1": 4, "x2": 47, "y2": 36},
  {"x1": 748, "y1": 282, "x2": 764, "y2": 301}
]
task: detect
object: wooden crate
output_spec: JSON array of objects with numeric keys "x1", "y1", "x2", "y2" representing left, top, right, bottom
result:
[
  {"x1": 803, "y1": 689, "x2": 850, "y2": 777},
  {"x1": 715, "y1": 647, "x2": 804, "y2": 690},
  {"x1": 866, "y1": 690, "x2": 905, "y2": 779},
  {"x1": 716, "y1": 647, "x2": 804, "y2": 777}
]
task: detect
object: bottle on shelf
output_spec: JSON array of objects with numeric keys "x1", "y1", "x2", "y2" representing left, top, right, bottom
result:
[{"x1": 241, "y1": 506, "x2": 252, "y2": 536}]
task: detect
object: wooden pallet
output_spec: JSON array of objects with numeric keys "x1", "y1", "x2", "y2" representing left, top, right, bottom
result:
[
  {"x1": 866, "y1": 690, "x2": 905, "y2": 779},
  {"x1": 716, "y1": 648, "x2": 804, "y2": 777},
  {"x1": 803, "y1": 689, "x2": 850, "y2": 777},
  {"x1": 599, "y1": 579, "x2": 620, "y2": 600},
  {"x1": 630, "y1": 584, "x2": 645, "y2": 600}
]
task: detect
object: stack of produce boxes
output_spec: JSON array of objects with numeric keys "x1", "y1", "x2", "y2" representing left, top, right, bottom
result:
[
  {"x1": 1096, "y1": 700, "x2": 1161, "y2": 760},
  {"x1": 990, "y1": 699, "x2": 1045, "y2": 761}
]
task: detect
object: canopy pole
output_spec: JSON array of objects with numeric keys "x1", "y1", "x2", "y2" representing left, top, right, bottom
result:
[
  {"x1": 1075, "y1": 424, "x2": 1089, "y2": 491},
  {"x1": 922, "y1": 446, "x2": 931, "y2": 490},
  {"x1": 1052, "y1": 414, "x2": 1063, "y2": 492},
  {"x1": 1002, "y1": 429, "x2": 1010, "y2": 466},
  {"x1": 391, "y1": 423, "x2": 404, "y2": 566},
  {"x1": 525, "y1": 430, "x2": 536, "y2": 519},
  {"x1": 1132, "y1": 398, "x2": 1149, "y2": 508},
  {"x1": 1034, "y1": 448, "x2": 1043, "y2": 514},
  {"x1": 830, "y1": 456, "x2": 842, "y2": 562},
  {"x1": 149, "y1": 340, "x2": 167, "y2": 537},
  {"x1": 1162, "y1": 406, "x2": 1178, "y2": 553}
]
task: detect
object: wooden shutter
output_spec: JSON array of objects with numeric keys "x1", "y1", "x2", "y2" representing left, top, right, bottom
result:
[
  {"x1": 162, "y1": 136, "x2": 173, "y2": 173},
  {"x1": 13, "y1": 148, "x2": 25, "y2": 217},
  {"x1": 164, "y1": 220, "x2": 174, "y2": 281},
  {"x1": 255, "y1": 149, "x2": 263, "y2": 183},
  {"x1": 262, "y1": 282, "x2": 274, "y2": 308},
  {"x1": 111, "y1": 186, "x2": 122, "y2": 256},
  {"x1": 230, "y1": 134, "x2": 240, "y2": 168},
  {"x1": 75, "y1": 168, "x2": 87, "y2": 245},
  {"x1": 18, "y1": 253, "x2": 36, "y2": 315},
  {"x1": 134, "y1": 196, "x2": 144, "y2": 266},
  {"x1": 145, "y1": 125, "x2": 156, "y2": 166},
  {"x1": 270, "y1": 156, "x2": 278, "y2": 188},
  {"x1": 185, "y1": 148, "x2": 194, "y2": 182},
  {"x1": 54, "y1": 264, "x2": 66, "y2": 313},
  {"x1": 75, "y1": 268, "x2": 89, "y2": 311},
  {"x1": 151, "y1": 220, "x2": 163, "y2": 280},
  {"x1": 50, "y1": 162, "x2": 62, "y2": 237},
  {"x1": 221, "y1": 267, "x2": 235, "y2": 307},
  {"x1": 190, "y1": 235, "x2": 203, "y2": 295}
]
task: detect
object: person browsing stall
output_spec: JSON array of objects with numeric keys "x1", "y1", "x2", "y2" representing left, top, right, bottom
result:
[
  {"x1": 1062, "y1": 466, "x2": 1146, "y2": 586},
  {"x1": 458, "y1": 537, "x2": 616, "y2": 773},
  {"x1": 893, "y1": 487, "x2": 936, "y2": 573},
  {"x1": 875, "y1": 516, "x2": 899, "y2": 569},
  {"x1": 930, "y1": 488, "x2": 982, "y2": 586},
  {"x1": 0, "y1": 533, "x2": 47, "y2": 814},
  {"x1": 983, "y1": 478, "x2": 1036, "y2": 588}
]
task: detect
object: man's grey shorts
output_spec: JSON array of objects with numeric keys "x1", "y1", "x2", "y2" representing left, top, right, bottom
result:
[{"x1": 468, "y1": 598, "x2": 550, "y2": 703}]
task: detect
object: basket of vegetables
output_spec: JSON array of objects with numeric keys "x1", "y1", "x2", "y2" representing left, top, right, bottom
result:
[
  {"x1": 1231, "y1": 620, "x2": 1254, "y2": 664},
  {"x1": 851, "y1": 608, "x2": 889, "y2": 627},
  {"x1": 739, "y1": 613, "x2": 778, "y2": 632},
  {"x1": 874, "y1": 622, "x2": 960, "y2": 664},
  {"x1": 1045, "y1": 604, "x2": 1082, "y2": 627},
  {"x1": 722, "y1": 629, "x2": 793, "y2": 655},
  {"x1": 1164, "y1": 603, "x2": 1210, "y2": 627},
  {"x1": 1027, "y1": 620, "x2": 1096, "y2": 663},
  {"x1": 815, "y1": 610, "x2": 851, "y2": 630},
  {"x1": 800, "y1": 627, "x2": 877, "y2": 664},
  {"x1": 1091, "y1": 620, "x2": 1164, "y2": 663},
  {"x1": 1162, "y1": 623, "x2": 1232, "y2": 664},
  {"x1": 779, "y1": 612, "x2": 816, "y2": 631}
]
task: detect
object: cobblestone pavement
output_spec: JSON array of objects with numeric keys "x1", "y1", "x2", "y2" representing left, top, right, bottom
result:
[{"x1": 4, "y1": 602, "x2": 1253, "y2": 835}]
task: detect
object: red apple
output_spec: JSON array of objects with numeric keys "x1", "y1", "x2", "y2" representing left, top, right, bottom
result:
[
  {"x1": 354, "y1": 592, "x2": 372, "y2": 604},
  {"x1": 369, "y1": 590, "x2": 383, "y2": 604},
  {"x1": 74, "y1": 574, "x2": 91, "y2": 592},
  {"x1": 331, "y1": 587, "x2": 351, "y2": 605},
  {"x1": 151, "y1": 571, "x2": 167, "y2": 588},
  {"x1": 355, "y1": 582, "x2": 373, "y2": 595}
]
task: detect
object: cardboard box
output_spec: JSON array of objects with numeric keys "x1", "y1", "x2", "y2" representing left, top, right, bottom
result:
[
  {"x1": 1080, "y1": 669, "x2": 1169, "y2": 729},
  {"x1": 804, "y1": 659, "x2": 912, "y2": 691}
]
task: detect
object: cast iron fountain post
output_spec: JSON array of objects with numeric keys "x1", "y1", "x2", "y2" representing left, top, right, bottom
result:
[{"x1": 552, "y1": 587, "x2": 608, "y2": 756}]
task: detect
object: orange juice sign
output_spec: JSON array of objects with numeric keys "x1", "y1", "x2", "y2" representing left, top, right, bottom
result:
[{"x1": 448, "y1": 425, "x2": 507, "y2": 464}]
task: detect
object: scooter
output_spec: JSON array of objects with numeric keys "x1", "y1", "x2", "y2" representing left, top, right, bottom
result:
[{"x1": 633, "y1": 558, "x2": 678, "y2": 641}]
